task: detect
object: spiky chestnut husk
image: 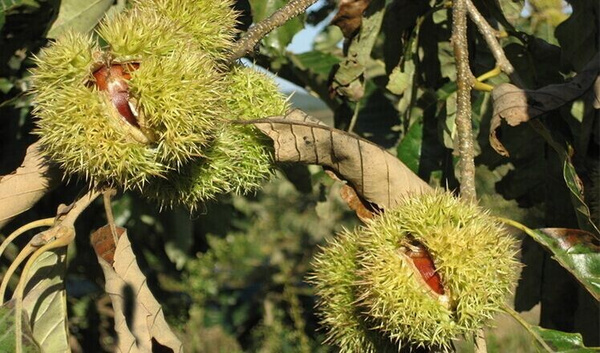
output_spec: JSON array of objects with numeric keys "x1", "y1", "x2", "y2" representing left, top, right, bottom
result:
[
  {"x1": 144, "y1": 66, "x2": 288, "y2": 209},
  {"x1": 132, "y1": 0, "x2": 239, "y2": 58},
  {"x1": 310, "y1": 230, "x2": 399, "y2": 353},
  {"x1": 312, "y1": 191, "x2": 520, "y2": 351},
  {"x1": 32, "y1": 9, "x2": 227, "y2": 189}
]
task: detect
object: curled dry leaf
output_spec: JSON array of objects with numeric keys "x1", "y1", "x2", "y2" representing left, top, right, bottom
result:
[
  {"x1": 91, "y1": 226, "x2": 183, "y2": 353},
  {"x1": 490, "y1": 53, "x2": 599, "y2": 156},
  {"x1": 246, "y1": 110, "x2": 431, "y2": 211},
  {"x1": 284, "y1": 110, "x2": 381, "y2": 220},
  {"x1": 332, "y1": 0, "x2": 373, "y2": 38},
  {"x1": 0, "y1": 142, "x2": 60, "y2": 230}
]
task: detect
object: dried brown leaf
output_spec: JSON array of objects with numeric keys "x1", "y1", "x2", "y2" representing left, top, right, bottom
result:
[
  {"x1": 490, "y1": 54, "x2": 600, "y2": 156},
  {"x1": 331, "y1": 0, "x2": 372, "y2": 38},
  {"x1": 324, "y1": 169, "x2": 378, "y2": 221},
  {"x1": 0, "y1": 142, "x2": 59, "y2": 230},
  {"x1": 248, "y1": 110, "x2": 431, "y2": 211},
  {"x1": 92, "y1": 226, "x2": 183, "y2": 353}
]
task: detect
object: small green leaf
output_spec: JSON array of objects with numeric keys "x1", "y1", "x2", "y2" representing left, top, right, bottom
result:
[
  {"x1": 386, "y1": 60, "x2": 415, "y2": 95},
  {"x1": 531, "y1": 326, "x2": 599, "y2": 352},
  {"x1": 46, "y1": 0, "x2": 113, "y2": 38}
]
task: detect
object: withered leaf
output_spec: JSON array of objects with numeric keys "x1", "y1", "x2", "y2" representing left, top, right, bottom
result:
[
  {"x1": 92, "y1": 226, "x2": 183, "y2": 353},
  {"x1": 325, "y1": 169, "x2": 378, "y2": 221},
  {"x1": 0, "y1": 142, "x2": 59, "y2": 230},
  {"x1": 490, "y1": 53, "x2": 599, "y2": 156},
  {"x1": 332, "y1": 0, "x2": 373, "y2": 38},
  {"x1": 246, "y1": 110, "x2": 431, "y2": 211}
]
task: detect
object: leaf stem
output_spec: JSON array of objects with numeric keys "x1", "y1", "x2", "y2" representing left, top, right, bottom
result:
[
  {"x1": 502, "y1": 304, "x2": 555, "y2": 352},
  {"x1": 0, "y1": 218, "x2": 54, "y2": 261},
  {"x1": 227, "y1": 0, "x2": 319, "y2": 63}
]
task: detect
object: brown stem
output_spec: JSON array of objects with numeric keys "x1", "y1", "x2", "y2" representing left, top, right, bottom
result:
[
  {"x1": 465, "y1": 0, "x2": 525, "y2": 88},
  {"x1": 452, "y1": 0, "x2": 477, "y2": 203},
  {"x1": 227, "y1": 0, "x2": 318, "y2": 63}
]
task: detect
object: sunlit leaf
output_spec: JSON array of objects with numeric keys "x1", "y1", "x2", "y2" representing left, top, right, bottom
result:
[
  {"x1": 503, "y1": 220, "x2": 600, "y2": 301},
  {"x1": 20, "y1": 248, "x2": 69, "y2": 352},
  {"x1": 46, "y1": 0, "x2": 113, "y2": 38},
  {"x1": 0, "y1": 302, "x2": 40, "y2": 353}
]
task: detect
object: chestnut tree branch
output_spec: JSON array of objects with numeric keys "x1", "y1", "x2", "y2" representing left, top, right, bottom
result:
[
  {"x1": 465, "y1": 0, "x2": 525, "y2": 87},
  {"x1": 452, "y1": 0, "x2": 477, "y2": 203},
  {"x1": 227, "y1": 0, "x2": 318, "y2": 63}
]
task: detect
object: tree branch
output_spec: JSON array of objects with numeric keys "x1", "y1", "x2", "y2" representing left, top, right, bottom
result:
[
  {"x1": 226, "y1": 0, "x2": 318, "y2": 63},
  {"x1": 452, "y1": 0, "x2": 477, "y2": 203},
  {"x1": 465, "y1": 0, "x2": 525, "y2": 87}
]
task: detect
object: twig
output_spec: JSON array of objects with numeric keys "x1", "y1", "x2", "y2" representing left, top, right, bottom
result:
[
  {"x1": 502, "y1": 304, "x2": 554, "y2": 352},
  {"x1": 451, "y1": 0, "x2": 477, "y2": 203},
  {"x1": 465, "y1": 0, "x2": 525, "y2": 88},
  {"x1": 226, "y1": 0, "x2": 319, "y2": 63}
]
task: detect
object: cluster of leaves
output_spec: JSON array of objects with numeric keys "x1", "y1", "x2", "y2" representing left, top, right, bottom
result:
[{"x1": 0, "y1": 0, "x2": 598, "y2": 352}]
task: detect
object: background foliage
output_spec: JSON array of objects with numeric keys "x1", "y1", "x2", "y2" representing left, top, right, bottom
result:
[{"x1": 0, "y1": 0, "x2": 598, "y2": 352}]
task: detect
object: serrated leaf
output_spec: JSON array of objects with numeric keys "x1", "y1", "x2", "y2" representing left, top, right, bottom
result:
[
  {"x1": 46, "y1": 0, "x2": 113, "y2": 38},
  {"x1": 0, "y1": 302, "x2": 41, "y2": 353},
  {"x1": 21, "y1": 248, "x2": 69, "y2": 352},
  {"x1": 505, "y1": 221, "x2": 600, "y2": 301}
]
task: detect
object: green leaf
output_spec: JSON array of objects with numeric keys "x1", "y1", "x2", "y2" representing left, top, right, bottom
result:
[
  {"x1": 502, "y1": 219, "x2": 600, "y2": 301},
  {"x1": 532, "y1": 326, "x2": 599, "y2": 352},
  {"x1": 397, "y1": 120, "x2": 422, "y2": 174},
  {"x1": 46, "y1": 0, "x2": 113, "y2": 38},
  {"x1": 22, "y1": 248, "x2": 69, "y2": 352},
  {"x1": 505, "y1": 306, "x2": 599, "y2": 352},
  {"x1": 386, "y1": 59, "x2": 415, "y2": 95},
  {"x1": 0, "y1": 301, "x2": 41, "y2": 353},
  {"x1": 331, "y1": 0, "x2": 385, "y2": 101},
  {"x1": 288, "y1": 50, "x2": 341, "y2": 77}
]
